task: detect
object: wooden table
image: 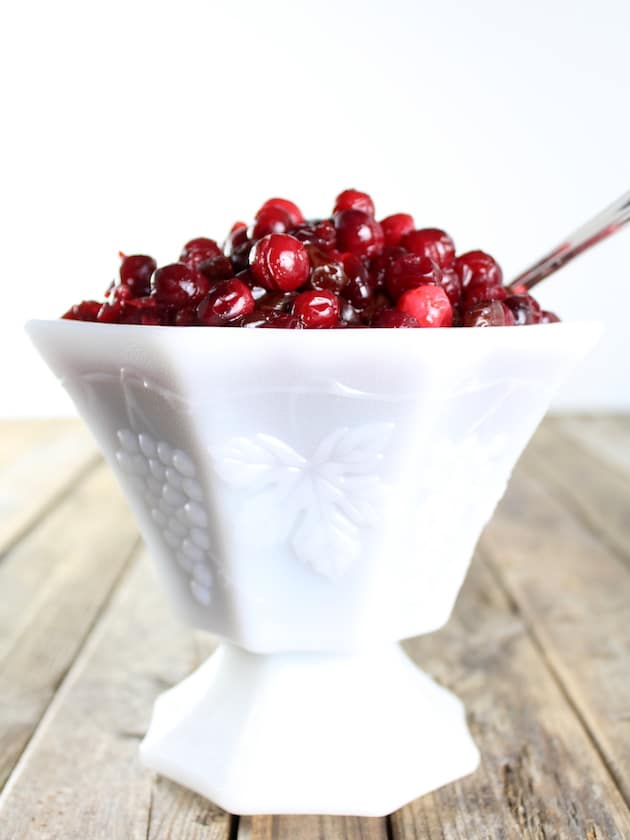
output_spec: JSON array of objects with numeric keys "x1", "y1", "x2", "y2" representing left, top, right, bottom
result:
[{"x1": 0, "y1": 416, "x2": 629, "y2": 839}]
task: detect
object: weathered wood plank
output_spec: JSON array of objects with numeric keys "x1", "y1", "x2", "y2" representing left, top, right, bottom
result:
[
  {"x1": 391, "y1": 558, "x2": 630, "y2": 839},
  {"x1": 521, "y1": 421, "x2": 630, "y2": 565},
  {"x1": 0, "y1": 552, "x2": 232, "y2": 840},
  {"x1": 239, "y1": 814, "x2": 387, "y2": 840},
  {"x1": 0, "y1": 419, "x2": 100, "y2": 556},
  {"x1": 0, "y1": 419, "x2": 75, "y2": 469},
  {"x1": 481, "y1": 449, "x2": 630, "y2": 805},
  {"x1": 0, "y1": 465, "x2": 139, "y2": 789},
  {"x1": 552, "y1": 413, "x2": 630, "y2": 476}
]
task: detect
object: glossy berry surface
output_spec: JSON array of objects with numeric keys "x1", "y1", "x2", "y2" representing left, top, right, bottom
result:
[
  {"x1": 334, "y1": 210, "x2": 384, "y2": 258},
  {"x1": 380, "y1": 214, "x2": 415, "y2": 248},
  {"x1": 152, "y1": 263, "x2": 209, "y2": 306},
  {"x1": 403, "y1": 229, "x2": 455, "y2": 268},
  {"x1": 293, "y1": 290, "x2": 340, "y2": 328},
  {"x1": 397, "y1": 285, "x2": 453, "y2": 327},
  {"x1": 197, "y1": 279, "x2": 255, "y2": 325},
  {"x1": 60, "y1": 189, "x2": 556, "y2": 329},
  {"x1": 249, "y1": 234, "x2": 310, "y2": 291},
  {"x1": 333, "y1": 189, "x2": 375, "y2": 217}
]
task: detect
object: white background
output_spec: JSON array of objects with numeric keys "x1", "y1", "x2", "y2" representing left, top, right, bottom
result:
[{"x1": 1, "y1": 0, "x2": 628, "y2": 416}]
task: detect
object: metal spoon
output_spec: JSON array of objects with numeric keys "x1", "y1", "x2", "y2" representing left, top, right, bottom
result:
[{"x1": 510, "y1": 189, "x2": 630, "y2": 291}]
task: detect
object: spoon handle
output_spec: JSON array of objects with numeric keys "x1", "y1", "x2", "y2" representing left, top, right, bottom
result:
[{"x1": 511, "y1": 189, "x2": 630, "y2": 291}]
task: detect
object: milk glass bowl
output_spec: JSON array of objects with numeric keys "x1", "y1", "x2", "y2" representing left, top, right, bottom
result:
[{"x1": 26, "y1": 319, "x2": 601, "y2": 816}]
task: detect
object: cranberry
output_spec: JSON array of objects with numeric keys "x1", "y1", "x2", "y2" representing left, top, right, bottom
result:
[
  {"x1": 340, "y1": 301, "x2": 362, "y2": 325},
  {"x1": 250, "y1": 206, "x2": 292, "y2": 239},
  {"x1": 197, "y1": 279, "x2": 255, "y2": 325},
  {"x1": 402, "y1": 229, "x2": 455, "y2": 268},
  {"x1": 372, "y1": 309, "x2": 419, "y2": 328},
  {"x1": 369, "y1": 246, "x2": 406, "y2": 288},
  {"x1": 503, "y1": 294, "x2": 542, "y2": 325},
  {"x1": 261, "y1": 312, "x2": 302, "y2": 329},
  {"x1": 380, "y1": 213, "x2": 415, "y2": 247},
  {"x1": 385, "y1": 254, "x2": 440, "y2": 300},
  {"x1": 180, "y1": 238, "x2": 222, "y2": 269},
  {"x1": 257, "y1": 198, "x2": 304, "y2": 226},
  {"x1": 293, "y1": 289, "x2": 340, "y2": 328},
  {"x1": 97, "y1": 301, "x2": 124, "y2": 323},
  {"x1": 341, "y1": 253, "x2": 375, "y2": 309},
  {"x1": 197, "y1": 254, "x2": 234, "y2": 282},
  {"x1": 333, "y1": 189, "x2": 375, "y2": 217},
  {"x1": 360, "y1": 290, "x2": 393, "y2": 324},
  {"x1": 290, "y1": 219, "x2": 337, "y2": 250},
  {"x1": 223, "y1": 222, "x2": 248, "y2": 257},
  {"x1": 463, "y1": 300, "x2": 513, "y2": 327},
  {"x1": 175, "y1": 307, "x2": 198, "y2": 326},
  {"x1": 540, "y1": 309, "x2": 561, "y2": 323},
  {"x1": 440, "y1": 268, "x2": 462, "y2": 307},
  {"x1": 463, "y1": 281, "x2": 507, "y2": 309},
  {"x1": 256, "y1": 291, "x2": 297, "y2": 312},
  {"x1": 334, "y1": 210, "x2": 384, "y2": 258},
  {"x1": 118, "y1": 254, "x2": 157, "y2": 298},
  {"x1": 62, "y1": 300, "x2": 102, "y2": 321},
  {"x1": 249, "y1": 233, "x2": 310, "y2": 291},
  {"x1": 308, "y1": 247, "x2": 346, "y2": 293},
  {"x1": 455, "y1": 250, "x2": 503, "y2": 288},
  {"x1": 397, "y1": 285, "x2": 453, "y2": 327},
  {"x1": 238, "y1": 311, "x2": 273, "y2": 328},
  {"x1": 152, "y1": 263, "x2": 209, "y2": 306}
]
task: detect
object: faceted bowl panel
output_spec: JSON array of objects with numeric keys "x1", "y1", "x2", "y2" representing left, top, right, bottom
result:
[{"x1": 27, "y1": 320, "x2": 601, "y2": 652}]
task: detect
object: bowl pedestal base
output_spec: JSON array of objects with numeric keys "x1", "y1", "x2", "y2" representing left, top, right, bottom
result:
[{"x1": 140, "y1": 642, "x2": 479, "y2": 816}]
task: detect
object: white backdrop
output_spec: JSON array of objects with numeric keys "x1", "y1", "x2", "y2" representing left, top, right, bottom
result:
[{"x1": 1, "y1": 0, "x2": 629, "y2": 415}]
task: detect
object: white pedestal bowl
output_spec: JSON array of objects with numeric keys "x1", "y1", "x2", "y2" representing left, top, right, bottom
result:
[{"x1": 26, "y1": 320, "x2": 601, "y2": 816}]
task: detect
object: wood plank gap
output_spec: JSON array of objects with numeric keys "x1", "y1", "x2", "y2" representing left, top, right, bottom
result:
[
  {"x1": 0, "y1": 452, "x2": 102, "y2": 564},
  {"x1": 480, "y1": 547, "x2": 629, "y2": 808},
  {"x1": 522, "y1": 423, "x2": 630, "y2": 569},
  {"x1": 0, "y1": 534, "x2": 141, "y2": 793}
]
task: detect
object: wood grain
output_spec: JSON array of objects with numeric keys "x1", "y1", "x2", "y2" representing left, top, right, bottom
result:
[
  {"x1": 0, "y1": 464, "x2": 139, "y2": 789},
  {"x1": 481, "y1": 449, "x2": 630, "y2": 805},
  {"x1": 239, "y1": 814, "x2": 387, "y2": 840},
  {"x1": 0, "y1": 418, "x2": 99, "y2": 556},
  {"x1": 0, "y1": 553, "x2": 231, "y2": 840},
  {"x1": 521, "y1": 421, "x2": 630, "y2": 565},
  {"x1": 552, "y1": 414, "x2": 630, "y2": 475},
  {"x1": 391, "y1": 558, "x2": 630, "y2": 839}
]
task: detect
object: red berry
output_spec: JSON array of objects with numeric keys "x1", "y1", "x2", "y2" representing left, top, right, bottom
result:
[
  {"x1": 369, "y1": 246, "x2": 406, "y2": 288},
  {"x1": 223, "y1": 222, "x2": 248, "y2": 256},
  {"x1": 152, "y1": 263, "x2": 209, "y2": 306},
  {"x1": 503, "y1": 294, "x2": 542, "y2": 325},
  {"x1": 257, "y1": 198, "x2": 304, "y2": 226},
  {"x1": 455, "y1": 250, "x2": 503, "y2": 289},
  {"x1": 290, "y1": 219, "x2": 337, "y2": 250},
  {"x1": 118, "y1": 254, "x2": 157, "y2": 298},
  {"x1": 62, "y1": 300, "x2": 102, "y2": 321},
  {"x1": 339, "y1": 300, "x2": 362, "y2": 325},
  {"x1": 333, "y1": 189, "x2": 375, "y2": 217},
  {"x1": 197, "y1": 254, "x2": 234, "y2": 282},
  {"x1": 180, "y1": 238, "x2": 222, "y2": 269},
  {"x1": 175, "y1": 307, "x2": 198, "y2": 326},
  {"x1": 463, "y1": 300, "x2": 512, "y2": 327},
  {"x1": 402, "y1": 229, "x2": 455, "y2": 268},
  {"x1": 380, "y1": 213, "x2": 415, "y2": 247},
  {"x1": 197, "y1": 279, "x2": 255, "y2": 325},
  {"x1": 440, "y1": 268, "x2": 462, "y2": 307},
  {"x1": 333, "y1": 210, "x2": 384, "y2": 258},
  {"x1": 97, "y1": 301, "x2": 124, "y2": 323},
  {"x1": 250, "y1": 206, "x2": 292, "y2": 240},
  {"x1": 385, "y1": 254, "x2": 440, "y2": 300},
  {"x1": 308, "y1": 247, "x2": 347, "y2": 293},
  {"x1": 256, "y1": 291, "x2": 297, "y2": 312},
  {"x1": 372, "y1": 309, "x2": 419, "y2": 328},
  {"x1": 293, "y1": 289, "x2": 340, "y2": 328},
  {"x1": 261, "y1": 312, "x2": 302, "y2": 329},
  {"x1": 340, "y1": 253, "x2": 375, "y2": 309},
  {"x1": 249, "y1": 233, "x2": 310, "y2": 291},
  {"x1": 540, "y1": 309, "x2": 560, "y2": 323},
  {"x1": 397, "y1": 285, "x2": 453, "y2": 327},
  {"x1": 463, "y1": 280, "x2": 507, "y2": 309}
]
